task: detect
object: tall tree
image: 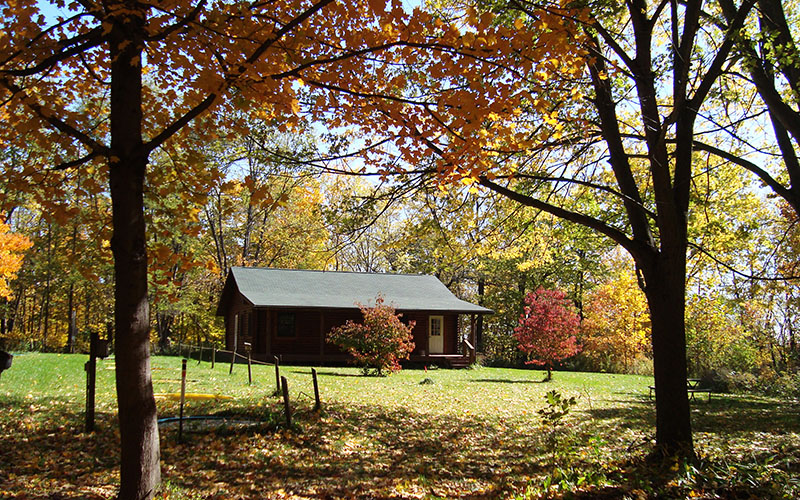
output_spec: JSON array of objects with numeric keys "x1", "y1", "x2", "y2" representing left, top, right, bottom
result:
[
  {"x1": 468, "y1": 0, "x2": 756, "y2": 456},
  {"x1": 1, "y1": 0, "x2": 578, "y2": 496}
]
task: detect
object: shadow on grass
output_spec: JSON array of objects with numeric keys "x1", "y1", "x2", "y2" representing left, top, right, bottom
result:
[
  {"x1": 587, "y1": 393, "x2": 800, "y2": 435},
  {"x1": 2, "y1": 389, "x2": 797, "y2": 499},
  {"x1": 472, "y1": 378, "x2": 549, "y2": 384},
  {"x1": 290, "y1": 369, "x2": 366, "y2": 378},
  {"x1": 158, "y1": 400, "x2": 552, "y2": 498}
]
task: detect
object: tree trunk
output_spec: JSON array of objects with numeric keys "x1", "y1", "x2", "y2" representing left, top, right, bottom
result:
[
  {"x1": 109, "y1": 8, "x2": 160, "y2": 499},
  {"x1": 42, "y1": 221, "x2": 52, "y2": 352},
  {"x1": 67, "y1": 284, "x2": 76, "y2": 354},
  {"x1": 641, "y1": 256, "x2": 693, "y2": 457},
  {"x1": 476, "y1": 277, "x2": 485, "y2": 352}
]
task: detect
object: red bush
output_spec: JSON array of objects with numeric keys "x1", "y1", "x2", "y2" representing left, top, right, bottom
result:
[{"x1": 328, "y1": 296, "x2": 416, "y2": 375}]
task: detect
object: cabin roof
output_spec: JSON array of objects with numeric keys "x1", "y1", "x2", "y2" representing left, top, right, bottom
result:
[{"x1": 216, "y1": 267, "x2": 492, "y2": 315}]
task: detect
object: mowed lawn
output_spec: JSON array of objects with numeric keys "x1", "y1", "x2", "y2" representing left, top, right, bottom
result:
[{"x1": 0, "y1": 353, "x2": 798, "y2": 499}]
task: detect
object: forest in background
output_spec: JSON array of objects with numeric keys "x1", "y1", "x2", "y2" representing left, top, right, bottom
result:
[{"x1": 2, "y1": 115, "x2": 798, "y2": 394}]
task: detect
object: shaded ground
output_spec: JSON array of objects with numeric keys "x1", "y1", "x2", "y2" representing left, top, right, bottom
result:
[{"x1": 0, "y1": 355, "x2": 798, "y2": 499}]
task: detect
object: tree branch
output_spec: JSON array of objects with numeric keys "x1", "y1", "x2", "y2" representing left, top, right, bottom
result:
[
  {"x1": 0, "y1": 78, "x2": 110, "y2": 156},
  {"x1": 478, "y1": 176, "x2": 653, "y2": 262}
]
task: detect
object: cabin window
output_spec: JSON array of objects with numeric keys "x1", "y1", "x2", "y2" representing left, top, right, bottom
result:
[
  {"x1": 277, "y1": 312, "x2": 296, "y2": 338},
  {"x1": 429, "y1": 316, "x2": 443, "y2": 337}
]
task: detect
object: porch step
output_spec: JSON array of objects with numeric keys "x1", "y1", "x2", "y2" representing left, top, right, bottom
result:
[{"x1": 447, "y1": 357, "x2": 471, "y2": 369}]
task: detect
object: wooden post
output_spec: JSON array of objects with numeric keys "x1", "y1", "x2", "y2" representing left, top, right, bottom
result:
[
  {"x1": 179, "y1": 358, "x2": 187, "y2": 442},
  {"x1": 245, "y1": 342, "x2": 252, "y2": 385},
  {"x1": 84, "y1": 331, "x2": 98, "y2": 433},
  {"x1": 211, "y1": 347, "x2": 216, "y2": 369},
  {"x1": 274, "y1": 355, "x2": 280, "y2": 394},
  {"x1": 281, "y1": 375, "x2": 292, "y2": 427},
  {"x1": 229, "y1": 347, "x2": 236, "y2": 375},
  {"x1": 312, "y1": 368, "x2": 321, "y2": 412}
]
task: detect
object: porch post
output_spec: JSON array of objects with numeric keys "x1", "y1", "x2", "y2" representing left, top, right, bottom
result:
[{"x1": 469, "y1": 314, "x2": 477, "y2": 365}]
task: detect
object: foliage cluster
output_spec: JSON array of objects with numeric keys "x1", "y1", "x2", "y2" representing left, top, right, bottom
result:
[
  {"x1": 0, "y1": 219, "x2": 32, "y2": 301},
  {"x1": 513, "y1": 288, "x2": 580, "y2": 380},
  {"x1": 327, "y1": 296, "x2": 415, "y2": 375}
]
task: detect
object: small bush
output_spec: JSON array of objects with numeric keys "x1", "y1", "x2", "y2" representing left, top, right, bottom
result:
[
  {"x1": 327, "y1": 295, "x2": 415, "y2": 376},
  {"x1": 726, "y1": 371, "x2": 760, "y2": 394}
]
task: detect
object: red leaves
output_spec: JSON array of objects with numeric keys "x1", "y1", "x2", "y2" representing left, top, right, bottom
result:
[
  {"x1": 327, "y1": 295, "x2": 416, "y2": 375},
  {"x1": 513, "y1": 287, "x2": 580, "y2": 376}
]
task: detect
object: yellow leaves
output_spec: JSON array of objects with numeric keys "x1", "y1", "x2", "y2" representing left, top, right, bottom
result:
[{"x1": 290, "y1": 98, "x2": 301, "y2": 115}]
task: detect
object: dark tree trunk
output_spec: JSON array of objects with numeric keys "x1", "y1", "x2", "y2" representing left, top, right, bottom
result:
[
  {"x1": 42, "y1": 221, "x2": 52, "y2": 351},
  {"x1": 67, "y1": 284, "x2": 76, "y2": 353},
  {"x1": 108, "y1": 8, "x2": 160, "y2": 500},
  {"x1": 476, "y1": 277, "x2": 485, "y2": 352},
  {"x1": 641, "y1": 258, "x2": 693, "y2": 456},
  {"x1": 156, "y1": 311, "x2": 174, "y2": 353}
]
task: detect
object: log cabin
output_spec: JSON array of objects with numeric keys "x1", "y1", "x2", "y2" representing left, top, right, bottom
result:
[{"x1": 215, "y1": 267, "x2": 492, "y2": 368}]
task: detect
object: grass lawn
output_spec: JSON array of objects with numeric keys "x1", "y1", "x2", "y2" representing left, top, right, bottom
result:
[{"x1": 0, "y1": 353, "x2": 798, "y2": 499}]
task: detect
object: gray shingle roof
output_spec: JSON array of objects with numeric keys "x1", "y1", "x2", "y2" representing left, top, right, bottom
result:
[{"x1": 227, "y1": 267, "x2": 492, "y2": 314}]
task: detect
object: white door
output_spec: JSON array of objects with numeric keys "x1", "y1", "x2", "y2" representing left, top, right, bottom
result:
[{"x1": 428, "y1": 315, "x2": 444, "y2": 354}]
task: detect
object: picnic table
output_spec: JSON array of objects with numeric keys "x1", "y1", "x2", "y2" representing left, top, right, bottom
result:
[{"x1": 649, "y1": 378, "x2": 712, "y2": 402}]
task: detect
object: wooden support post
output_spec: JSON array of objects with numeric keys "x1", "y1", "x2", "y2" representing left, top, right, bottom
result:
[
  {"x1": 274, "y1": 355, "x2": 280, "y2": 394},
  {"x1": 245, "y1": 342, "x2": 252, "y2": 385},
  {"x1": 211, "y1": 347, "x2": 216, "y2": 369},
  {"x1": 179, "y1": 358, "x2": 187, "y2": 443},
  {"x1": 281, "y1": 375, "x2": 292, "y2": 427},
  {"x1": 84, "y1": 331, "x2": 98, "y2": 433},
  {"x1": 312, "y1": 368, "x2": 321, "y2": 412},
  {"x1": 229, "y1": 347, "x2": 236, "y2": 375}
]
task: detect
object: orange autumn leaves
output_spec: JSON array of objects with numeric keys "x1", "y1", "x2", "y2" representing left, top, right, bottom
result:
[
  {"x1": 1, "y1": 0, "x2": 588, "y2": 199},
  {"x1": 0, "y1": 218, "x2": 31, "y2": 300}
]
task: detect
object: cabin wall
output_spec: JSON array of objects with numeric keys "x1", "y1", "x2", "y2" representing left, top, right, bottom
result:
[
  {"x1": 223, "y1": 292, "x2": 464, "y2": 361},
  {"x1": 398, "y1": 312, "x2": 459, "y2": 355},
  {"x1": 225, "y1": 293, "x2": 255, "y2": 352}
]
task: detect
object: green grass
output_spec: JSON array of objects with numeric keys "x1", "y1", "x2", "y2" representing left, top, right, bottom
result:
[{"x1": 1, "y1": 353, "x2": 798, "y2": 499}]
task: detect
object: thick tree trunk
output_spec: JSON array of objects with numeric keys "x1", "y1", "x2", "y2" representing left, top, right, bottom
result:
[
  {"x1": 109, "y1": 8, "x2": 160, "y2": 500},
  {"x1": 641, "y1": 255, "x2": 693, "y2": 457}
]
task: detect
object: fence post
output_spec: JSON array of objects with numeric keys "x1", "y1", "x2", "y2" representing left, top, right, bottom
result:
[
  {"x1": 84, "y1": 331, "x2": 98, "y2": 433},
  {"x1": 312, "y1": 367, "x2": 321, "y2": 412},
  {"x1": 281, "y1": 375, "x2": 292, "y2": 427},
  {"x1": 245, "y1": 343, "x2": 252, "y2": 385},
  {"x1": 229, "y1": 347, "x2": 236, "y2": 375},
  {"x1": 274, "y1": 355, "x2": 280, "y2": 394},
  {"x1": 179, "y1": 358, "x2": 187, "y2": 443},
  {"x1": 211, "y1": 347, "x2": 216, "y2": 369}
]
